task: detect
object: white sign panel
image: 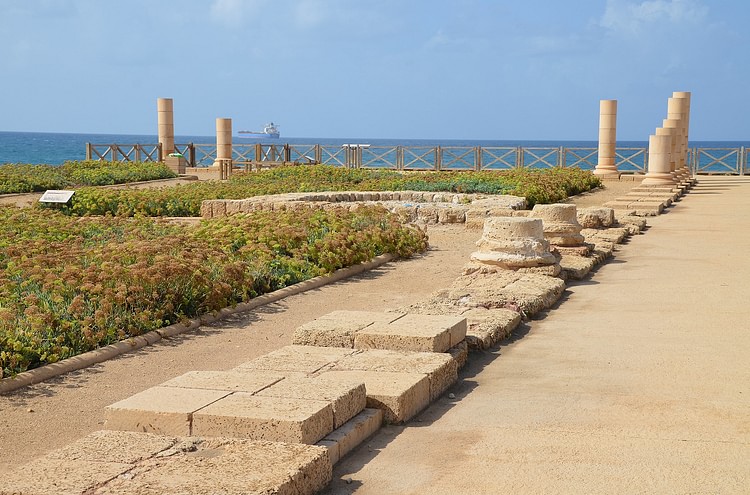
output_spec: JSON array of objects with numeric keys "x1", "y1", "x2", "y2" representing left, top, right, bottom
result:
[{"x1": 39, "y1": 190, "x2": 75, "y2": 204}]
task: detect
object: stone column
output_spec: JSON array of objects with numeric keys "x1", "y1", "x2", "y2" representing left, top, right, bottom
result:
[
  {"x1": 656, "y1": 123, "x2": 679, "y2": 180},
  {"x1": 594, "y1": 100, "x2": 619, "y2": 178},
  {"x1": 213, "y1": 118, "x2": 233, "y2": 178},
  {"x1": 157, "y1": 98, "x2": 175, "y2": 160},
  {"x1": 470, "y1": 217, "x2": 559, "y2": 276},
  {"x1": 530, "y1": 204, "x2": 585, "y2": 247},
  {"x1": 669, "y1": 92, "x2": 691, "y2": 178},
  {"x1": 642, "y1": 133, "x2": 673, "y2": 186}
]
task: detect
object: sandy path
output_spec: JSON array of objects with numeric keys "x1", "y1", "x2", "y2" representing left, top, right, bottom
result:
[{"x1": 0, "y1": 179, "x2": 635, "y2": 474}]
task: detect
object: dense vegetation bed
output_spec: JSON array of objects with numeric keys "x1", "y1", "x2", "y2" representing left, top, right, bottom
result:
[
  {"x1": 58, "y1": 165, "x2": 601, "y2": 216},
  {"x1": 0, "y1": 161, "x2": 177, "y2": 194},
  {"x1": 0, "y1": 206, "x2": 427, "y2": 376}
]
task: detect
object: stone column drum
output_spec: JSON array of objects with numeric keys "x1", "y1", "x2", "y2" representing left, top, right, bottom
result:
[
  {"x1": 530, "y1": 204, "x2": 585, "y2": 246},
  {"x1": 642, "y1": 133, "x2": 674, "y2": 186},
  {"x1": 213, "y1": 118, "x2": 233, "y2": 177},
  {"x1": 594, "y1": 100, "x2": 619, "y2": 178},
  {"x1": 470, "y1": 217, "x2": 557, "y2": 268},
  {"x1": 157, "y1": 98, "x2": 175, "y2": 160}
]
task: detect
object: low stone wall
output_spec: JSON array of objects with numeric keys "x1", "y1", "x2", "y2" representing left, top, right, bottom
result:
[{"x1": 200, "y1": 191, "x2": 528, "y2": 226}]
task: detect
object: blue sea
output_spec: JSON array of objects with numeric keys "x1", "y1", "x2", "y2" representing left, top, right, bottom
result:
[{"x1": 0, "y1": 131, "x2": 746, "y2": 171}]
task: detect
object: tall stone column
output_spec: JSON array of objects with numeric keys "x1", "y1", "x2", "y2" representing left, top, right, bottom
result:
[
  {"x1": 669, "y1": 92, "x2": 691, "y2": 178},
  {"x1": 157, "y1": 98, "x2": 175, "y2": 160},
  {"x1": 594, "y1": 100, "x2": 619, "y2": 178},
  {"x1": 213, "y1": 118, "x2": 233, "y2": 178},
  {"x1": 642, "y1": 133, "x2": 673, "y2": 186},
  {"x1": 656, "y1": 124, "x2": 682, "y2": 183}
]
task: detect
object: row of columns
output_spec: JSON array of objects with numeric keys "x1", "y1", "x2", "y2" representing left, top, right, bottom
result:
[
  {"x1": 592, "y1": 92, "x2": 692, "y2": 183},
  {"x1": 156, "y1": 98, "x2": 234, "y2": 177},
  {"x1": 642, "y1": 92, "x2": 692, "y2": 186}
]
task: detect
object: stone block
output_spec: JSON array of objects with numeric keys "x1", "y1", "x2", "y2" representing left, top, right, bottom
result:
[
  {"x1": 318, "y1": 408, "x2": 383, "y2": 465},
  {"x1": 199, "y1": 200, "x2": 214, "y2": 218},
  {"x1": 292, "y1": 311, "x2": 404, "y2": 348},
  {"x1": 354, "y1": 314, "x2": 466, "y2": 353},
  {"x1": 461, "y1": 307, "x2": 522, "y2": 349},
  {"x1": 464, "y1": 208, "x2": 489, "y2": 230},
  {"x1": 560, "y1": 254, "x2": 598, "y2": 280},
  {"x1": 46, "y1": 430, "x2": 177, "y2": 464},
  {"x1": 448, "y1": 340, "x2": 469, "y2": 369},
  {"x1": 577, "y1": 206, "x2": 615, "y2": 228},
  {"x1": 333, "y1": 348, "x2": 458, "y2": 401},
  {"x1": 113, "y1": 437, "x2": 332, "y2": 495},
  {"x1": 0, "y1": 456, "x2": 132, "y2": 495},
  {"x1": 437, "y1": 206, "x2": 468, "y2": 224},
  {"x1": 161, "y1": 370, "x2": 285, "y2": 393},
  {"x1": 256, "y1": 375, "x2": 367, "y2": 429},
  {"x1": 105, "y1": 386, "x2": 230, "y2": 436},
  {"x1": 192, "y1": 393, "x2": 334, "y2": 444},
  {"x1": 415, "y1": 205, "x2": 439, "y2": 223},
  {"x1": 320, "y1": 370, "x2": 430, "y2": 424},
  {"x1": 234, "y1": 345, "x2": 358, "y2": 375},
  {"x1": 446, "y1": 270, "x2": 565, "y2": 317}
]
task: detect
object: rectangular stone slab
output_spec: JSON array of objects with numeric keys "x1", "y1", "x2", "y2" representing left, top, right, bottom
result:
[
  {"x1": 255, "y1": 375, "x2": 367, "y2": 429},
  {"x1": 318, "y1": 408, "x2": 384, "y2": 465},
  {"x1": 0, "y1": 457, "x2": 132, "y2": 495},
  {"x1": 105, "y1": 386, "x2": 230, "y2": 436},
  {"x1": 160, "y1": 370, "x2": 285, "y2": 393},
  {"x1": 354, "y1": 314, "x2": 466, "y2": 353},
  {"x1": 192, "y1": 392, "x2": 334, "y2": 444},
  {"x1": 102, "y1": 438, "x2": 332, "y2": 495},
  {"x1": 333, "y1": 349, "x2": 458, "y2": 401},
  {"x1": 0, "y1": 432, "x2": 332, "y2": 495},
  {"x1": 292, "y1": 311, "x2": 405, "y2": 348},
  {"x1": 45, "y1": 430, "x2": 178, "y2": 464},
  {"x1": 320, "y1": 370, "x2": 430, "y2": 424},
  {"x1": 234, "y1": 345, "x2": 358, "y2": 374}
]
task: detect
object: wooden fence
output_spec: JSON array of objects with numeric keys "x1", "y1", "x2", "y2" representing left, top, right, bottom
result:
[{"x1": 85, "y1": 143, "x2": 749, "y2": 175}]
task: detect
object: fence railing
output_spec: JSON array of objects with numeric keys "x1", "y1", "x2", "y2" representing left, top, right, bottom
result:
[{"x1": 85, "y1": 143, "x2": 749, "y2": 175}]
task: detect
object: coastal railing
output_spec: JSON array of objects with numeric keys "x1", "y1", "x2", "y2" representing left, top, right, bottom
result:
[{"x1": 85, "y1": 143, "x2": 749, "y2": 175}]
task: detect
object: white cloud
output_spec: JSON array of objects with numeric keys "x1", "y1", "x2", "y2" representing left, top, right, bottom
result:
[
  {"x1": 210, "y1": 0, "x2": 268, "y2": 27},
  {"x1": 600, "y1": 0, "x2": 708, "y2": 34}
]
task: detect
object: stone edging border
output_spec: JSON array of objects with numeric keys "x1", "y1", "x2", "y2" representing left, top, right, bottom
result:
[{"x1": 0, "y1": 253, "x2": 395, "y2": 395}]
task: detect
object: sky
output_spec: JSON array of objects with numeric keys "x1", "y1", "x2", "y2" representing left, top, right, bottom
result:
[{"x1": 0, "y1": 0, "x2": 748, "y2": 141}]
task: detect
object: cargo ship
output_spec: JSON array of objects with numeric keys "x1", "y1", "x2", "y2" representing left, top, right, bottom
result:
[{"x1": 237, "y1": 122, "x2": 280, "y2": 139}]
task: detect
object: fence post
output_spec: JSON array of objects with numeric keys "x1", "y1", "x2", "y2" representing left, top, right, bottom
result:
[
  {"x1": 397, "y1": 146, "x2": 404, "y2": 170},
  {"x1": 738, "y1": 146, "x2": 744, "y2": 176},
  {"x1": 516, "y1": 146, "x2": 523, "y2": 168},
  {"x1": 435, "y1": 146, "x2": 442, "y2": 171},
  {"x1": 558, "y1": 146, "x2": 565, "y2": 167},
  {"x1": 85, "y1": 143, "x2": 92, "y2": 160},
  {"x1": 284, "y1": 143, "x2": 291, "y2": 162},
  {"x1": 188, "y1": 143, "x2": 195, "y2": 167},
  {"x1": 315, "y1": 144, "x2": 322, "y2": 164},
  {"x1": 135, "y1": 145, "x2": 141, "y2": 163},
  {"x1": 475, "y1": 146, "x2": 482, "y2": 171}
]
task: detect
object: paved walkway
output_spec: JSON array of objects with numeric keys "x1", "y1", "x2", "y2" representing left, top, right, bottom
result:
[{"x1": 326, "y1": 176, "x2": 750, "y2": 494}]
